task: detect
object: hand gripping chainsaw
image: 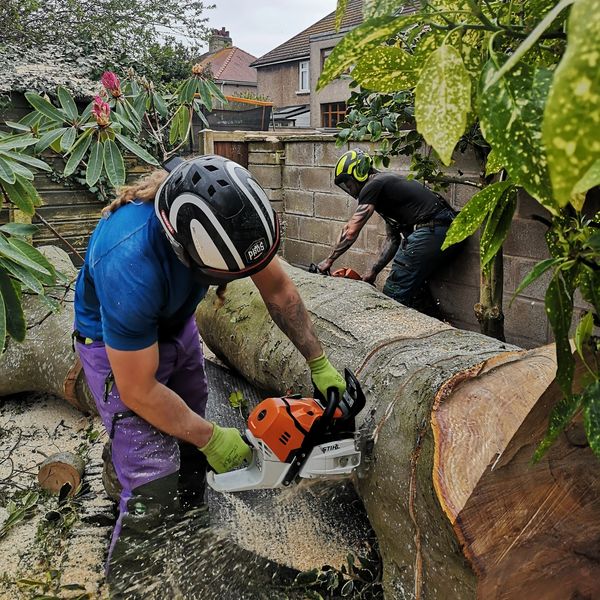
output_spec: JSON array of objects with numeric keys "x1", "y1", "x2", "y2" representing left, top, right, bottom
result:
[{"x1": 207, "y1": 369, "x2": 366, "y2": 492}]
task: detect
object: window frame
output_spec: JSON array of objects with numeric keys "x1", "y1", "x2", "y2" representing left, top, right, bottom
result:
[
  {"x1": 321, "y1": 102, "x2": 347, "y2": 128},
  {"x1": 298, "y1": 60, "x2": 310, "y2": 93}
]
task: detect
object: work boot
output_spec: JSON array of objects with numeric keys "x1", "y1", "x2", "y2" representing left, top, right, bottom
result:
[{"x1": 108, "y1": 473, "x2": 180, "y2": 598}]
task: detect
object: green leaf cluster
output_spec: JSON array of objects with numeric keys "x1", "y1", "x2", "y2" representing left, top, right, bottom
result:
[{"x1": 328, "y1": 0, "x2": 600, "y2": 457}]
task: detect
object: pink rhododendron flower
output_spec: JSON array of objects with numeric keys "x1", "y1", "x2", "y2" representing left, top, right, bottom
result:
[
  {"x1": 92, "y1": 96, "x2": 111, "y2": 127},
  {"x1": 101, "y1": 71, "x2": 122, "y2": 98}
]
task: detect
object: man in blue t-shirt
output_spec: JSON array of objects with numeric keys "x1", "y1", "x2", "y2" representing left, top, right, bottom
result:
[
  {"x1": 74, "y1": 155, "x2": 346, "y2": 585},
  {"x1": 317, "y1": 149, "x2": 458, "y2": 312}
]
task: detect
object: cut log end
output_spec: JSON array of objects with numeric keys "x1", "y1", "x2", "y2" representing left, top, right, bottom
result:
[{"x1": 38, "y1": 452, "x2": 85, "y2": 496}]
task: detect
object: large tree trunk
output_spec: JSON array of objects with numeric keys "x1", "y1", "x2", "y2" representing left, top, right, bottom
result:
[
  {"x1": 2, "y1": 250, "x2": 598, "y2": 599},
  {"x1": 195, "y1": 262, "x2": 600, "y2": 600}
]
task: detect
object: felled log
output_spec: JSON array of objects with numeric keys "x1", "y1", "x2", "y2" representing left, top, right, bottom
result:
[
  {"x1": 195, "y1": 263, "x2": 600, "y2": 600},
  {"x1": 38, "y1": 451, "x2": 85, "y2": 496},
  {"x1": 0, "y1": 246, "x2": 96, "y2": 414}
]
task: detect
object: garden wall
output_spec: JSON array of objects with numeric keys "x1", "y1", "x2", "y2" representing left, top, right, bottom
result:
[{"x1": 202, "y1": 130, "x2": 595, "y2": 349}]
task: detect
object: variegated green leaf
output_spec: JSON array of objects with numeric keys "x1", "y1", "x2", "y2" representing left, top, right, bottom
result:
[
  {"x1": 442, "y1": 181, "x2": 512, "y2": 249},
  {"x1": 479, "y1": 61, "x2": 555, "y2": 211},
  {"x1": 571, "y1": 159, "x2": 600, "y2": 210},
  {"x1": 545, "y1": 273, "x2": 574, "y2": 397},
  {"x1": 542, "y1": 0, "x2": 600, "y2": 206},
  {"x1": 534, "y1": 391, "x2": 582, "y2": 462},
  {"x1": 362, "y1": 0, "x2": 405, "y2": 19},
  {"x1": 352, "y1": 47, "x2": 419, "y2": 92},
  {"x1": 485, "y1": 148, "x2": 504, "y2": 176},
  {"x1": 318, "y1": 14, "x2": 422, "y2": 90},
  {"x1": 487, "y1": 0, "x2": 576, "y2": 87},
  {"x1": 335, "y1": 0, "x2": 350, "y2": 30},
  {"x1": 512, "y1": 257, "x2": 561, "y2": 301},
  {"x1": 582, "y1": 381, "x2": 600, "y2": 458},
  {"x1": 480, "y1": 186, "x2": 517, "y2": 267},
  {"x1": 575, "y1": 311, "x2": 594, "y2": 362},
  {"x1": 415, "y1": 45, "x2": 471, "y2": 165}
]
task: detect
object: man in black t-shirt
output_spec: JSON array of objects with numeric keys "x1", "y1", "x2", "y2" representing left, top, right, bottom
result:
[{"x1": 316, "y1": 149, "x2": 457, "y2": 310}]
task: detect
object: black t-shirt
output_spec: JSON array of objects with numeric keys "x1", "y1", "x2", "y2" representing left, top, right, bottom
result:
[{"x1": 358, "y1": 172, "x2": 445, "y2": 231}]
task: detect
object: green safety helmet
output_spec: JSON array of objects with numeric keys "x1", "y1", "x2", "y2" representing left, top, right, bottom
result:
[{"x1": 334, "y1": 149, "x2": 372, "y2": 186}]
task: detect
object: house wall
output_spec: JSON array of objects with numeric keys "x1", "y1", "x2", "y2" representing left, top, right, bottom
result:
[
  {"x1": 201, "y1": 129, "x2": 595, "y2": 349},
  {"x1": 309, "y1": 37, "x2": 353, "y2": 128},
  {"x1": 256, "y1": 61, "x2": 310, "y2": 108},
  {"x1": 219, "y1": 82, "x2": 258, "y2": 99}
]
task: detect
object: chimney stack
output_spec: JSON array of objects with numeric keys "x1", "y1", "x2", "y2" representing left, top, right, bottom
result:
[{"x1": 209, "y1": 27, "x2": 232, "y2": 53}]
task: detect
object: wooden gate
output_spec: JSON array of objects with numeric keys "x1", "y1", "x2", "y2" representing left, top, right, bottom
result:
[{"x1": 213, "y1": 141, "x2": 249, "y2": 168}]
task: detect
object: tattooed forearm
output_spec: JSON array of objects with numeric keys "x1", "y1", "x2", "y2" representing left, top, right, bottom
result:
[
  {"x1": 371, "y1": 234, "x2": 400, "y2": 274},
  {"x1": 326, "y1": 204, "x2": 374, "y2": 262},
  {"x1": 265, "y1": 295, "x2": 321, "y2": 360}
]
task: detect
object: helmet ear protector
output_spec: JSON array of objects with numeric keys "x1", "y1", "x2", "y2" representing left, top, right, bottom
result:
[{"x1": 334, "y1": 149, "x2": 372, "y2": 187}]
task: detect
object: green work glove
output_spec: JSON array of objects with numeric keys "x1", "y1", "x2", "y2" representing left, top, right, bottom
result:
[
  {"x1": 199, "y1": 423, "x2": 252, "y2": 474},
  {"x1": 308, "y1": 353, "x2": 346, "y2": 403}
]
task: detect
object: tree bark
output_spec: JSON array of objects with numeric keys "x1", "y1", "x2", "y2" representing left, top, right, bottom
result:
[
  {"x1": 195, "y1": 262, "x2": 600, "y2": 600},
  {"x1": 0, "y1": 246, "x2": 96, "y2": 414}
]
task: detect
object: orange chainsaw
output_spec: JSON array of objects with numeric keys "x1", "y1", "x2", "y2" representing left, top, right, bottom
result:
[{"x1": 207, "y1": 369, "x2": 366, "y2": 492}]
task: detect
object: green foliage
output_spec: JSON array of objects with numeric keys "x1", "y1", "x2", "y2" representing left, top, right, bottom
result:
[
  {"x1": 415, "y1": 45, "x2": 471, "y2": 165},
  {"x1": 542, "y1": 0, "x2": 600, "y2": 207},
  {"x1": 0, "y1": 64, "x2": 224, "y2": 352},
  {"x1": 0, "y1": 492, "x2": 40, "y2": 539},
  {"x1": 329, "y1": 0, "x2": 600, "y2": 457},
  {"x1": 291, "y1": 547, "x2": 383, "y2": 599}
]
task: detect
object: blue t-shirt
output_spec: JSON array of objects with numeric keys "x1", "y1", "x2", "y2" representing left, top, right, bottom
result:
[{"x1": 74, "y1": 201, "x2": 208, "y2": 351}]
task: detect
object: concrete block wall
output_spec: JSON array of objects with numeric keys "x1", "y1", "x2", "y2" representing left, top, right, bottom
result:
[{"x1": 202, "y1": 130, "x2": 597, "y2": 349}]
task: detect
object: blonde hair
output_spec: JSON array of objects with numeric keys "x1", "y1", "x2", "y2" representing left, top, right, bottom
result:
[{"x1": 102, "y1": 169, "x2": 169, "y2": 216}]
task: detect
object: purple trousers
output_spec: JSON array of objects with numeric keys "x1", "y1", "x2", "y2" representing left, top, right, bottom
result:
[{"x1": 76, "y1": 316, "x2": 208, "y2": 569}]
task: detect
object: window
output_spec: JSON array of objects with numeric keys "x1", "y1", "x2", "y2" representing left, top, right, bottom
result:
[
  {"x1": 321, "y1": 48, "x2": 333, "y2": 71},
  {"x1": 321, "y1": 102, "x2": 347, "y2": 128},
  {"x1": 298, "y1": 60, "x2": 309, "y2": 93}
]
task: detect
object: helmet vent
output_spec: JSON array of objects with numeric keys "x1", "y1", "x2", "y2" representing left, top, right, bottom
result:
[
  {"x1": 204, "y1": 164, "x2": 218, "y2": 172},
  {"x1": 191, "y1": 171, "x2": 201, "y2": 185},
  {"x1": 207, "y1": 185, "x2": 216, "y2": 197},
  {"x1": 217, "y1": 179, "x2": 229, "y2": 187}
]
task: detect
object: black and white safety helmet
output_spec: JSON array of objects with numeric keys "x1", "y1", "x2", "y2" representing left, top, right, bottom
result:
[{"x1": 155, "y1": 155, "x2": 280, "y2": 284}]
